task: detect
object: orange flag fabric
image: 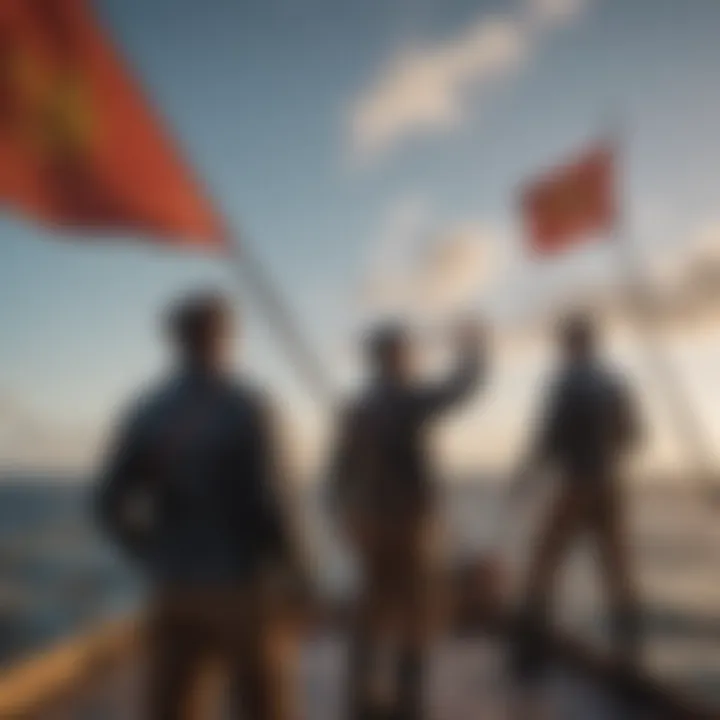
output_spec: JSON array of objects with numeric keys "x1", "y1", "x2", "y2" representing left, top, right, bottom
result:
[
  {"x1": 521, "y1": 143, "x2": 615, "y2": 256},
  {"x1": 0, "y1": 0, "x2": 224, "y2": 249}
]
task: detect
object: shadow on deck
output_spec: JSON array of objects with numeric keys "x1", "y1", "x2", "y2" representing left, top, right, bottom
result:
[{"x1": 0, "y1": 610, "x2": 717, "y2": 720}]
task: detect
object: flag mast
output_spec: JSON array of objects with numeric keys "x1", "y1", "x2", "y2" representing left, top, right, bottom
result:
[
  {"x1": 610, "y1": 126, "x2": 717, "y2": 494},
  {"x1": 228, "y1": 235, "x2": 334, "y2": 407},
  {"x1": 0, "y1": 0, "x2": 334, "y2": 408}
]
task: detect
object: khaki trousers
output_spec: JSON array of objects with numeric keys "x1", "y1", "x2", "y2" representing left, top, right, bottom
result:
[
  {"x1": 519, "y1": 479, "x2": 640, "y2": 663},
  {"x1": 145, "y1": 583, "x2": 295, "y2": 720},
  {"x1": 524, "y1": 480, "x2": 635, "y2": 610},
  {"x1": 350, "y1": 511, "x2": 438, "y2": 641}
]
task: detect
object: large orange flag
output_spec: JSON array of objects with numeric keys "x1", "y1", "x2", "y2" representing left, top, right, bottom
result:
[
  {"x1": 521, "y1": 143, "x2": 616, "y2": 256},
  {"x1": 0, "y1": 0, "x2": 224, "y2": 249}
]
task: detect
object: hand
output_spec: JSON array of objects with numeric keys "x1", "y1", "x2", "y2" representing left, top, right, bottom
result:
[
  {"x1": 262, "y1": 561, "x2": 316, "y2": 617},
  {"x1": 704, "y1": 483, "x2": 720, "y2": 511},
  {"x1": 454, "y1": 317, "x2": 487, "y2": 353},
  {"x1": 507, "y1": 464, "x2": 534, "y2": 502}
]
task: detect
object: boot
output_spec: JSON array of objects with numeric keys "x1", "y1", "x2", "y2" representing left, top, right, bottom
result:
[{"x1": 394, "y1": 648, "x2": 424, "y2": 720}]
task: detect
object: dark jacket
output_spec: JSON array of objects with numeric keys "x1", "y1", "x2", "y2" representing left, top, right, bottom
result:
[
  {"x1": 329, "y1": 349, "x2": 484, "y2": 517},
  {"x1": 97, "y1": 372, "x2": 294, "y2": 587},
  {"x1": 535, "y1": 360, "x2": 641, "y2": 481}
]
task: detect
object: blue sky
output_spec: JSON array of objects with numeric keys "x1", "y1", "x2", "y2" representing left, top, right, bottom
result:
[{"x1": 3, "y1": 0, "x2": 720, "y2": 472}]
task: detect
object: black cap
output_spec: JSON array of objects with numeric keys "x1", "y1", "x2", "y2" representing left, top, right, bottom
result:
[
  {"x1": 364, "y1": 321, "x2": 408, "y2": 364},
  {"x1": 167, "y1": 291, "x2": 232, "y2": 349},
  {"x1": 558, "y1": 311, "x2": 596, "y2": 353}
]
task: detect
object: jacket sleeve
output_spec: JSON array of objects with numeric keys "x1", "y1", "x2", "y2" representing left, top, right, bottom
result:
[
  {"x1": 530, "y1": 377, "x2": 567, "y2": 466},
  {"x1": 613, "y1": 378, "x2": 643, "y2": 454},
  {"x1": 412, "y1": 346, "x2": 485, "y2": 420},
  {"x1": 95, "y1": 403, "x2": 152, "y2": 562}
]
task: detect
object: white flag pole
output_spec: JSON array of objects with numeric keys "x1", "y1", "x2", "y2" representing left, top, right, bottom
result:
[
  {"x1": 229, "y1": 235, "x2": 334, "y2": 407},
  {"x1": 610, "y1": 127, "x2": 717, "y2": 495}
]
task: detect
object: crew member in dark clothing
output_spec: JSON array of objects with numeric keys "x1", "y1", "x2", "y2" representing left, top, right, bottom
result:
[
  {"x1": 97, "y1": 292, "x2": 304, "y2": 720},
  {"x1": 512, "y1": 313, "x2": 643, "y2": 678},
  {"x1": 329, "y1": 320, "x2": 486, "y2": 720}
]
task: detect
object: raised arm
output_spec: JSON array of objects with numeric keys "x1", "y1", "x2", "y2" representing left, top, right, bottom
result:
[
  {"x1": 612, "y1": 376, "x2": 643, "y2": 455},
  {"x1": 412, "y1": 321, "x2": 487, "y2": 419}
]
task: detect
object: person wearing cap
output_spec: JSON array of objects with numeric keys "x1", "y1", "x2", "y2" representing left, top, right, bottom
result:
[
  {"x1": 511, "y1": 313, "x2": 643, "y2": 680},
  {"x1": 96, "y1": 291, "x2": 305, "y2": 720},
  {"x1": 328, "y1": 320, "x2": 486, "y2": 720}
]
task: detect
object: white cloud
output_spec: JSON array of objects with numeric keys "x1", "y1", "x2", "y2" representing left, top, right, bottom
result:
[
  {"x1": 661, "y1": 221, "x2": 720, "y2": 327},
  {"x1": 526, "y1": 0, "x2": 587, "y2": 29},
  {"x1": 347, "y1": 0, "x2": 588, "y2": 160},
  {"x1": 358, "y1": 195, "x2": 431, "y2": 316},
  {"x1": 417, "y1": 223, "x2": 500, "y2": 317},
  {"x1": 687, "y1": 221, "x2": 720, "y2": 266},
  {"x1": 491, "y1": 216, "x2": 720, "y2": 342},
  {"x1": 359, "y1": 198, "x2": 504, "y2": 326}
]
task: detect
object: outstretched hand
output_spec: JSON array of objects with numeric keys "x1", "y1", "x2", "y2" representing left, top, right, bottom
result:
[
  {"x1": 506, "y1": 460, "x2": 542, "y2": 507},
  {"x1": 454, "y1": 317, "x2": 487, "y2": 353}
]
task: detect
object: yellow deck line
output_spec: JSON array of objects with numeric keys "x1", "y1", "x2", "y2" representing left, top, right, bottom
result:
[{"x1": 0, "y1": 618, "x2": 136, "y2": 717}]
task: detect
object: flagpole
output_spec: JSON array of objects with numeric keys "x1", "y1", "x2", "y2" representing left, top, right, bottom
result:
[
  {"x1": 610, "y1": 127, "x2": 717, "y2": 494},
  {"x1": 228, "y1": 234, "x2": 334, "y2": 407}
]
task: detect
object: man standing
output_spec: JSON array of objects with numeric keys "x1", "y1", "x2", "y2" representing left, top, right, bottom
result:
[
  {"x1": 512, "y1": 313, "x2": 642, "y2": 678},
  {"x1": 97, "y1": 292, "x2": 304, "y2": 720},
  {"x1": 329, "y1": 321, "x2": 485, "y2": 720}
]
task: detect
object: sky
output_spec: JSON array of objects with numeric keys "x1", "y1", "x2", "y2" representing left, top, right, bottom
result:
[{"x1": 3, "y1": 0, "x2": 720, "y2": 476}]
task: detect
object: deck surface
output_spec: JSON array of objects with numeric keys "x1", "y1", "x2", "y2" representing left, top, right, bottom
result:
[{"x1": 51, "y1": 635, "x2": 657, "y2": 720}]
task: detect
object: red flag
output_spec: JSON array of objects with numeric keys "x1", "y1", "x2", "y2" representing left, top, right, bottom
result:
[
  {"x1": 521, "y1": 143, "x2": 616, "y2": 256},
  {"x1": 0, "y1": 0, "x2": 224, "y2": 249}
]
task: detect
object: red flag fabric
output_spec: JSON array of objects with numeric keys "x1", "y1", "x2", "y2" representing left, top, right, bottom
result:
[
  {"x1": 521, "y1": 143, "x2": 615, "y2": 256},
  {"x1": 0, "y1": 0, "x2": 224, "y2": 249}
]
